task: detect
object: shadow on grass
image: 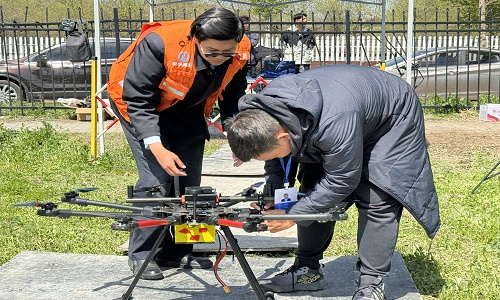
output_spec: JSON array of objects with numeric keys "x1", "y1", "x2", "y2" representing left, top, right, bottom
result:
[{"x1": 403, "y1": 248, "x2": 445, "y2": 298}]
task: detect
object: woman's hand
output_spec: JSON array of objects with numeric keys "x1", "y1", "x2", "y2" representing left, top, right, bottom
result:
[{"x1": 149, "y1": 143, "x2": 187, "y2": 176}]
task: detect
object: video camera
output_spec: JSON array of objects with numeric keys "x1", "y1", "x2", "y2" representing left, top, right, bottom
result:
[{"x1": 59, "y1": 19, "x2": 76, "y2": 32}]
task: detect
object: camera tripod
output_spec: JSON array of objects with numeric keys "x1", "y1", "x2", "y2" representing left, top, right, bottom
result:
[{"x1": 15, "y1": 185, "x2": 348, "y2": 300}]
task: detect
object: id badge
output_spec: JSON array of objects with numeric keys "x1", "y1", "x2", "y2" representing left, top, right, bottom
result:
[{"x1": 274, "y1": 187, "x2": 298, "y2": 210}]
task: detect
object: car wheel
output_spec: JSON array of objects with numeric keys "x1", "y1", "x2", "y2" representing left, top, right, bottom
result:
[{"x1": 0, "y1": 80, "x2": 23, "y2": 103}]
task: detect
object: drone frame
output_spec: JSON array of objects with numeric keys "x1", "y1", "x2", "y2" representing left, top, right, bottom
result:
[{"x1": 17, "y1": 185, "x2": 348, "y2": 300}]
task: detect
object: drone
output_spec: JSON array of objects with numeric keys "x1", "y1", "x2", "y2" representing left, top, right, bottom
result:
[{"x1": 14, "y1": 183, "x2": 348, "y2": 300}]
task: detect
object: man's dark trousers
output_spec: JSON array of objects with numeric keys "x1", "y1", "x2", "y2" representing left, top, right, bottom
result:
[{"x1": 295, "y1": 163, "x2": 403, "y2": 278}]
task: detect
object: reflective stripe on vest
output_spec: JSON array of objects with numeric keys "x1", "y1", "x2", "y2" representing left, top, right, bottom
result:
[{"x1": 163, "y1": 81, "x2": 185, "y2": 97}]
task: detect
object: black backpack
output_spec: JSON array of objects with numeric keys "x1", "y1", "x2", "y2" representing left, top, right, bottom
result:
[{"x1": 65, "y1": 20, "x2": 92, "y2": 62}]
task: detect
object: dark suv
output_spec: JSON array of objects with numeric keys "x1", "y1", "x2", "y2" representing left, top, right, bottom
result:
[{"x1": 0, "y1": 38, "x2": 133, "y2": 103}]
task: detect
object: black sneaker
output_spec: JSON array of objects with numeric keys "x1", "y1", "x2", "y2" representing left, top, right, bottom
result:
[
  {"x1": 259, "y1": 264, "x2": 327, "y2": 293},
  {"x1": 352, "y1": 275, "x2": 385, "y2": 300}
]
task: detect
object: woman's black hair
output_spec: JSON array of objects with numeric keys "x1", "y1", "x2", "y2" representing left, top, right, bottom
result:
[{"x1": 188, "y1": 8, "x2": 244, "y2": 42}]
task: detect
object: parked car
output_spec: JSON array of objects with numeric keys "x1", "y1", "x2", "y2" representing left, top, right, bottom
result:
[
  {"x1": 0, "y1": 38, "x2": 133, "y2": 103},
  {"x1": 377, "y1": 47, "x2": 500, "y2": 99}
]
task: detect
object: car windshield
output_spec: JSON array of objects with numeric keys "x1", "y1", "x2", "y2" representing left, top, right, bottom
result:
[
  {"x1": 385, "y1": 50, "x2": 429, "y2": 67},
  {"x1": 25, "y1": 39, "x2": 133, "y2": 63},
  {"x1": 28, "y1": 45, "x2": 67, "y2": 62}
]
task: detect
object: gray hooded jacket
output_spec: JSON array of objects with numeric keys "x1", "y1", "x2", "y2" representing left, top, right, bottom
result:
[{"x1": 238, "y1": 65, "x2": 440, "y2": 238}]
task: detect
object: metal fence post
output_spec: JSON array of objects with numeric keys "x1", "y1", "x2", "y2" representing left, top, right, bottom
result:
[
  {"x1": 90, "y1": 57, "x2": 98, "y2": 161},
  {"x1": 345, "y1": 10, "x2": 351, "y2": 65},
  {"x1": 113, "y1": 8, "x2": 120, "y2": 58}
]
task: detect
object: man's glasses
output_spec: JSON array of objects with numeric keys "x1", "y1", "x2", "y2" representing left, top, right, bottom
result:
[{"x1": 199, "y1": 44, "x2": 238, "y2": 58}]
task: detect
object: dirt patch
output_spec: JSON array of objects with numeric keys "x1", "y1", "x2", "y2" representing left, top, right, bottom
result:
[
  {"x1": 424, "y1": 117, "x2": 500, "y2": 163},
  {"x1": 1, "y1": 116, "x2": 499, "y2": 163}
]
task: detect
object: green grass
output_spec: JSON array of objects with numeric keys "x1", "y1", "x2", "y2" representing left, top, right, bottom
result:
[
  {"x1": 0, "y1": 121, "x2": 499, "y2": 299},
  {"x1": 0, "y1": 101, "x2": 77, "y2": 119}
]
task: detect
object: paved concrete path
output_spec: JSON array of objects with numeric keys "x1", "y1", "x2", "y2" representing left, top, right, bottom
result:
[{"x1": 0, "y1": 251, "x2": 421, "y2": 300}]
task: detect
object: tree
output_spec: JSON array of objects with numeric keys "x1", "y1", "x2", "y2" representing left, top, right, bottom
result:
[{"x1": 390, "y1": 0, "x2": 498, "y2": 47}]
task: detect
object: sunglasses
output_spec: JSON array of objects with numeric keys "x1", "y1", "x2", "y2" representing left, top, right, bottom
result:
[{"x1": 199, "y1": 44, "x2": 238, "y2": 58}]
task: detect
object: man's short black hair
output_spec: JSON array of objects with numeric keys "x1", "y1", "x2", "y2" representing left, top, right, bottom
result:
[
  {"x1": 240, "y1": 15, "x2": 250, "y2": 24},
  {"x1": 225, "y1": 109, "x2": 281, "y2": 162},
  {"x1": 293, "y1": 13, "x2": 307, "y2": 21}
]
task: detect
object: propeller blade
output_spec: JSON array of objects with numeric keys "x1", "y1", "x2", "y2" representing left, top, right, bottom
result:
[
  {"x1": 44, "y1": 187, "x2": 99, "y2": 198},
  {"x1": 76, "y1": 187, "x2": 99, "y2": 193},
  {"x1": 13, "y1": 202, "x2": 44, "y2": 207},
  {"x1": 250, "y1": 182, "x2": 264, "y2": 188}
]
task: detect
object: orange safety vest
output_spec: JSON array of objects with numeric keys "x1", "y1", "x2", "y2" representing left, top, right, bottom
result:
[{"x1": 108, "y1": 20, "x2": 251, "y2": 122}]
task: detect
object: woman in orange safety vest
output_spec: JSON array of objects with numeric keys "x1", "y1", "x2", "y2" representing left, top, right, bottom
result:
[{"x1": 107, "y1": 7, "x2": 250, "y2": 280}]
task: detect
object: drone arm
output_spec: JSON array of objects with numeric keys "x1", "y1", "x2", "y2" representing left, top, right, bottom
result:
[
  {"x1": 37, "y1": 209, "x2": 138, "y2": 219},
  {"x1": 248, "y1": 211, "x2": 348, "y2": 222},
  {"x1": 215, "y1": 219, "x2": 245, "y2": 228},
  {"x1": 69, "y1": 198, "x2": 144, "y2": 212},
  {"x1": 126, "y1": 195, "x2": 274, "y2": 205},
  {"x1": 125, "y1": 197, "x2": 182, "y2": 203},
  {"x1": 218, "y1": 195, "x2": 274, "y2": 203},
  {"x1": 136, "y1": 217, "x2": 179, "y2": 228},
  {"x1": 204, "y1": 215, "x2": 268, "y2": 233}
]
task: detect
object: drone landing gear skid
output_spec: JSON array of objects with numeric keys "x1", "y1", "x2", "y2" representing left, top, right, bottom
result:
[
  {"x1": 121, "y1": 225, "x2": 167, "y2": 300},
  {"x1": 121, "y1": 225, "x2": 274, "y2": 300},
  {"x1": 221, "y1": 226, "x2": 274, "y2": 300}
]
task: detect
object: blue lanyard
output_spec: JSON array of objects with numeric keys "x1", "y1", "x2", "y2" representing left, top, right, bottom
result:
[{"x1": 279, "y1": 154, "x2": 292, "y2": 188}]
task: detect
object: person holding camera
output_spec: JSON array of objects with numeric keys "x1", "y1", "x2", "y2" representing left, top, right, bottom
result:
[
  {"x1": 281, "y1": 13, "x2": 316, "y2": 73},
  {"x1": 225, "y1": 64, "x2": 440, "y2": 300},
  {"x1": 107, "y1": 8, "x2": 250, "y2": 280}
]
